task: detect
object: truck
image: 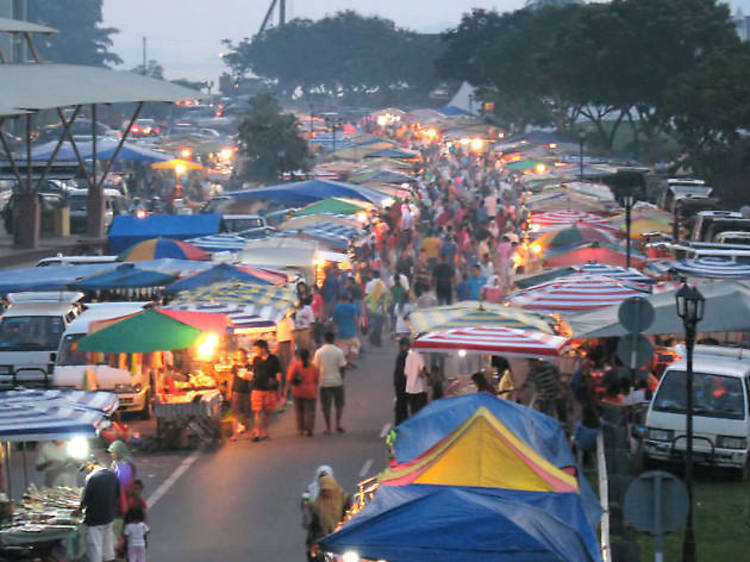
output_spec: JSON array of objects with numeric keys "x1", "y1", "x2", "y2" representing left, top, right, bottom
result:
[{"x1": 52, "y1": 302, "x2": 153, "y2": 418}]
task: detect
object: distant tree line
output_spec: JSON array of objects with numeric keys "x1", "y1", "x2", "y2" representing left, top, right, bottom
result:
[{"x1": 221, "y1": 11, "x2": 448, "y2": 107}]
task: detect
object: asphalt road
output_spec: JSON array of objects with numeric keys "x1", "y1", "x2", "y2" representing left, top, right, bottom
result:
[{"x1": 147, "y1": 341, "x2": 396, "y2": 561}]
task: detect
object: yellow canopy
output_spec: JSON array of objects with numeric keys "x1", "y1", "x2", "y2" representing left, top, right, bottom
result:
[
  {"x1": 151, "y1": 158, "x2": 203, "y2": 171},
  {"x1": 379, "y1": 407, "x2": 578, "y2": 493}
]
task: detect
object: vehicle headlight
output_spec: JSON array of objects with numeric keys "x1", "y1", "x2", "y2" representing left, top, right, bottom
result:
[
  {"x1": 114, "y1": 383, "x2": 142, "y2": 394},
  {"x1": 647, "y1": 428, "x2": 674, "y2": 441},
  {"x1": 717, "y1": 435, "x2": 748, "y2": 450}
]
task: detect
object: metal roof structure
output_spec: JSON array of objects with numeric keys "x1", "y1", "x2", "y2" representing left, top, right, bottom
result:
[
  {"x1": 0, "y1": 17, "x2": 56, "y2": 34},
  {"x1": 0, "y1": 63, "x2": 198, "y2": 110},
  {"x1": 0, "y1": 106, "x2": 28, "y2": 117}
]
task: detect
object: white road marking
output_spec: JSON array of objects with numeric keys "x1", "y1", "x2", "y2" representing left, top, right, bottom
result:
[
  {"x1": 145, "y1": 449, "x2": 201, "y2": 509},
  {"x1": 359, "y1": 458, "x2": 374, "y2": 478},
  {"x1": 379, "y1": 423, "x2": 392, "y2": 438}
]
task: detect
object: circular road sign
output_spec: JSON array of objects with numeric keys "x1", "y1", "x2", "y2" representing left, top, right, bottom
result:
[
  {"x1": 616, "y1": 333, "x2": 654, "y2": 369},
  {"x1": 618, "y1": 296, "x2": 655, "y2": 333},
  {"x1": 624, "y1": 470, "x2": 689, "y2": 535}
]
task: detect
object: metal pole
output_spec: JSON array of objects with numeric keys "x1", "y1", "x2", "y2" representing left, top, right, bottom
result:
[
  {"x1": 279, "y1": 0, "x2": 286, "y2": 25},
  {"x1": 682, "y1": 323, "x2": 697, "y2": 562},
  {"x1": 142, "y1": 36, "x2": 147, "y2": 74},
  {"x1": 626, "y1": 199, "x2": 632, "y2": 269},
  {"x1": 91, "y1": 104, "x2": 97, "y2": 189},
  {"x1": 579, "y1": 136, "x2": 584, "y2": 180},
  {"x1": 25, "y1": 113, "x2": 32, "y2": 194}
]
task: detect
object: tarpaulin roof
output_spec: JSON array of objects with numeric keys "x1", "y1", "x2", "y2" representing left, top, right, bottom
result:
[
  {"x1": 668, "y1": 256, "x2": 750, "y2": 279},
  {"x1": 229, "y1": 179, "x2": 385, "y2": 206},
  {"x1": 575, "y1": 262, "x2": 655, "y2": 284},
  {"x1": 381, "y1": 407, "x2": 578, "y2": 492},
  {"x1": 407, "y1": 302, "x2": 556, "y2": 334},
  {"x1": 566, "y1": 279, "x2": 750, "y2": 337},
  {"x1": 530, "y1": 209, "x2": 609, "y2": 229},
  {"x1": 292, "y1": 197, "x2": 372, "y2": 217},
  {"x1": 69, "y1": 263, "x2": 176, "y2": 290},
  {"x1": 542, "y1": 243, "x2": 647, "y2": 268},
  {"x1": 0, "y1": 16, "x2": 56, "y2": 34},
  {"x1": 30, "y1": 138, "x2": 171, "y2": 163},
  {"x1": 0, "y1": 388, "x2": 118, "y2": 442},
  {"x1": 0, "y1": 263, "x2": 117, "y2": 294},
  {"x1": 108, "y1": 214, "x2": 222, "y2": 254},
  {"x1": 413, "y1": 326, "x2": 569, "y2": 358},
  {"x1": 364, "y1": 148, "x2": 420, "y2": 160},
  {"x1": 165, "y1": 263, "x2": 276, "y2": 294},
  {"x1": 186, "y1": 234, "x2": 247, "y2": 253},
  {"x1": 118, "y1": 238, "x2": 210, "y2": 262},
  {"x1": 165, "y1": 302, "x2": 275, "y2": 332},
  {"x1": 319, "y1": 485, "x2": 600, "y2": 562},
  {"x1": 533, "y1": 225, "x2": 620, "y2": 249}
]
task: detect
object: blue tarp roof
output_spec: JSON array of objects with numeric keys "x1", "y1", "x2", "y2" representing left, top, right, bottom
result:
[
  {"x1": 108, "y1": 214, "x2": 222, "y2": 253},
  {"x1": 229, "y1": 179, "x2": 385, "y2": 206},
  {"x1": 31, "y1": 138, "x2": 171, "y2": 163},
  {"x1": 165, "y1": 263, "x2": 273, "y2": 294},
  {"x1": 70, "y1": 263, "x2": 176, "y2": 290},
  {"x1": 0, "y1": 263, "x2": 117, "y2": 294},
  {"x1": 364, "y1": 148, "x2": 417, "y2": 159},
  {"x1": 440, "y1": 105, "x2": 477, "y2": 117},
  {"x1": 186, "y1": 234, "x2": 247, "y2": 253},
  {"x1": 320, "y1": 485, "x2": 601, "y2": 562},
  {"x1": 393, "y1": 393, "x2": 574, "y2": 467}
]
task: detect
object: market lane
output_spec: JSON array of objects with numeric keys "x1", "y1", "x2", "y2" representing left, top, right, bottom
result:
[{"x1": 147, "y1": 341, "x2": 396, "y2": 561}]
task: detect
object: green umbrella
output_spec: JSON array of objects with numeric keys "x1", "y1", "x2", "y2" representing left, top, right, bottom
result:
[
  {"x1": 514, "y1": 267, "x2": 577, "y2": 289},
  {"x1": 77, "y1": 308, "x2": 203, "y2": 353},
  {"x1": 505, "y1": 159, "x2": 547, "y2": 171},
  {"x1": 292, "y1": 197, "x2": 369, "y2": 217}
]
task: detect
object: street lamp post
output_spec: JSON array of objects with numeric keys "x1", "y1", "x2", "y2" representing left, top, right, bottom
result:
[
  {"x1": 623, "y1": 192, "x2": 634, "y2": 269},
  {"x1": 675, "y1": 282, "x2": 705, "y2": 562},
  {"x1": 578, "y1": 131, "x2": 585, "y2": 180},
  {"x1": 325, "y1": 116, "x2": 342, "y2": 152}
]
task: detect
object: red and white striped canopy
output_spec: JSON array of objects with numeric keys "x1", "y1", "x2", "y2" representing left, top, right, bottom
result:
[
  {"x1": 507, "y1": 274, "x2": 645, "y2": 312},
  {"x1": 530, "y1": 209, "x2": 609, "y2": 229},
  {"x1": 412, "y1": 326, "x2": 569, "y2": 358}
]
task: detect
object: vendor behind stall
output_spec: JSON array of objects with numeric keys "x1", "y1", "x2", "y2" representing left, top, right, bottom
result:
[{"x1": 36, "y1": 440, "x2": 79, "y2": 488}]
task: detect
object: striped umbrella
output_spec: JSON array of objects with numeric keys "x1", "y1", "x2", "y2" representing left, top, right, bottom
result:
[
  {"x1": 668, "y1": 257, "x2": 750, "y2": 279},
  {"x1": 0, "y1": 389, "x2": 118, "y2": 441},
  {"x1": 412, "y1": 326, "x2": 568, "y2": 358},
  {"x1": 166, "y1": 302, "x2": 276, "y2": 332},
  {"x1": 529, "y1": 209, "x2": 609, "y2": 230},
  {"x1": 186, "y1": 234, "x2": 248, "y2": 253},
  {"x1": 406, "y1": 302, "x2": 556, "y2": 334},
  {"x1": 170, "y1": 281, "x2": 296, "y2": 324},
  {"x1": 507, "y1": 274, "x2": 645, "y2": 312},
  {"x1": 118, "y1": 237, "x2": 210, "y2": 261},
  {"x1": 574, "y1": 262, "x2": 655, "y2": 285},
  {"x1": 542, "y1": 243, "x2": 647, "y2": 268}
]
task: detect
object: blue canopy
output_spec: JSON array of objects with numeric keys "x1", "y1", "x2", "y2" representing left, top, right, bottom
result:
[
  {"x1": 0, "y1": 263, "x2": 117, "y2": 294},
  {"x1": 393, "y1": 393, "x2": 574, "y2": 467},
  {"x1": 0, "y1": 388, "x2": 118, "y2": 441},
  {"x1": 440, "y1": 105, "x2": 477, "y2": 117},
  {"x1": 108, "y1": 214, "x2": 222, "y2": 253},
  {"x1": 320, "y1": 485, "x2": 601, "y2": 562},
  {"x1": 31, "y1": 138, "x2": 171, "y2": 163},
  {"x1": 669, "y1": 256, "x2": 750, "y2": 279},
  {"x1": 165, "y1": 263, "x2": 273, "y2": 294},
  {"x1": 70, "y1": 263, "x2": 176, "y2": 290},
  {"x1": 229, "y1": 179, "x2": 385, "y2": 206},
  {"x1": 364, "y1": 148, "x2": 418, "y2": 159},
  {"x1": 186, "y1": 234, "x2": 247, "y2": 253}
]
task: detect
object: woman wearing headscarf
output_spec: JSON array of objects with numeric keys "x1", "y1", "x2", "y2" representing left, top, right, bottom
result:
[
  {"x1": 301, "y1": 466, "x2": 351, "y2": 561},
  {"x1": 108, "y1": 440, "x2": 137, "y2": 557}
]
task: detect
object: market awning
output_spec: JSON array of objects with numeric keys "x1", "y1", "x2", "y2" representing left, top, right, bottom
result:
[
  {"x1": 165, "y1": 263, "x2": 277, "y2": 294},
  {"x1": 412, "y1": 326, "x2": 568, "y2": 358},
  {"x1": 30, "y1": 138, "x2": 171, "y2": 163},
  {"x1": 108, "y1": 215, "x2": 222, "y2": 254},
  {"x1": 69, "y1": 263, "x2": 176, "y2": 290},
  {"x1": 0, "y1": 263, "x2": 117, "y2": 294},
  {"x1": 319, "y1": 485, "x2": 600, "y2": 562},
  {"x1": 532, "y1": 225, "x2": 620, "y2": 249},
  {"x1": 118, "y1": 238, "x2": 210, "y2": 262},
  {"x1": 667, "y1": 257, "x2": 750, "y2": 279},
  {"x1": 542, "y1": 243, "x2": 647, "y2": 268},
  {"x1": 0, "y1": 389, "x2": 118, "y2": 442},
  {"x1": 292, "y1": 197, "x2": 373, "y2": 217},
  {"x1": 229, "y1": 179, "x2": 386, "y2": 206},
  {"x1": 530, "y1": 209, "x2": 610, "y2": 230},
  {"x1": 406, "y1": 302, "x2": 556, "y2": 334},
  {"x1": 165, "y1": 302, "x2": 275, "y2": 332}
]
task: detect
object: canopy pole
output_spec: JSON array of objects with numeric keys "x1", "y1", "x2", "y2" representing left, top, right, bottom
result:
[
  {"x1": 34, "y1": 105, "x2": 82, "y2": 191},
  {"x1": 0, "y1": 118, "x2": 23, "y2": 184},
  {"x1": 97, "y1": 101, "x2": 143, "y2": 191},
  {"x1": 21, "y1": 444, "x2": 28, "y2": 490},
  {"x1": 56, "y1": 106, "x2": 91, "y2": 187},
  {"x1": 25, "y1": 113, "x2": 32, "y2": 193},
  {"x1": 23, "y1": 32, "x2": 40, "y2": 63},
  {"x1": 0, "y1": 44, "x2": 6, "y2": 64},
  {"x1": 5, "y1": 442, "x2": 11, "y2": 500},
  {"x1": 88, "y1": 103, "x2": 105, "y2": 238}
]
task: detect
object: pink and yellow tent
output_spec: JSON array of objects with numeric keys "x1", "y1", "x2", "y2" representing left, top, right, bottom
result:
[{"x1": 378, "y1": 407, "x2": 578, "y2": 493}]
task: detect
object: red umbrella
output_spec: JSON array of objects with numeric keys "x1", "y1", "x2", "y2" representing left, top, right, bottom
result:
[
  {"x1": 542, "y1": 245, "x2": 646, "y2": 268},
  {"x1": 412, "y1": 326, "x2": 568, "y2": 358}
]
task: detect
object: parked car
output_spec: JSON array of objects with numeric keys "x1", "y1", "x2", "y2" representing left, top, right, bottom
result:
[
  {"x1": 123, "y1": 118, "x2": 161, "y2": 137},
  {"x1": 67, "y1": 188, "x2": 127, "y2": 234}
]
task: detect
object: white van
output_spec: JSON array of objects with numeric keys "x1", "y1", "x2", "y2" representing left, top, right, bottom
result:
[
  {"x1": 645, "y1": 345, "x2": 750, "y2": 478},
  {"x1": 52, "y1": 302, "x2": 152, "y2": 418},
  {"x1": 35, "y1": 255, "x2": 119, "y2": 267},
  {"x1": 0, "y1": 292, "x2": 84, "y2": 387}
]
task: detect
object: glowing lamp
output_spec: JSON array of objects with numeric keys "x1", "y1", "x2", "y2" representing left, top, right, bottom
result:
[
  {"x1": 175, "y1": 163, "x2": 187, "y2": 176},
  {"x1": 219, "y1": 148, "x2": 234, "y2": 160},
  {"x1": 196, "y1": 333, "x2": 219, "y2": 360},
  {"x1": 376, "y1": 115, "x2": 388, "y2": 127},
  {"x1": 381, "y1": 197, "x2": 395, "y2": 208},
  {"x1": 426, "y1": 128, "x2": 437, "y2": 139},
  {"x1": 535, "y1": 163, "x2": 547, "y2": 174},
  {"x1": 67, "y1": 435, "x2": 90, "y2": 460},
  {"x1": 458, "y1": 349, "x2": 467, "y2": 358},
  {"x1": 531, "y1": 243, "x2": 542, "y2": 255},
  {"x1": 342, "y1": 552, "x2": 361, "y2": 562},
  {"x1": 470, "y1": 138, "x2": 484, "y2": 152},
  {"x1": 356, "y1": 211, "x2": 368, "y2": 223},
  {"x1": 180, "y1": 148, "x2": 193, "y2": 159},
  {"x1": 135, "y1": 209, "x2": 147, "y2": 219}
]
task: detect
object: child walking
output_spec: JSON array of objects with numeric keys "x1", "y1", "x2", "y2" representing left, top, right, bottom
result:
[{"x1": 123, "y1": 506, "x2": 149, "y2": 562}]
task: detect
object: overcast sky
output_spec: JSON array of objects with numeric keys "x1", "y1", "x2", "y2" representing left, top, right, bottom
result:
[{"x1": 102, "y1": 0, "x2": 750, "y2": 83}]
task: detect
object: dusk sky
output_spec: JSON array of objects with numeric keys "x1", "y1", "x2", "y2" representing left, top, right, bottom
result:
[{"x1": 102, "y1": 0, "x2": 750, "y2": 83}]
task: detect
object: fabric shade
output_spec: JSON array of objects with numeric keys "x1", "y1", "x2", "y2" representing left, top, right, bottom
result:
[
  {"x1": 70, "y1": 263, "x2": 176, "y2": 290},
  {"x1": 165, "y1": 263, "x2": 277, "y2": 294},
  {"x1": 406, "y1": 302, "x2": 556, "y2": 334},
  {"x1": 533, "y1": 225, "x2": 619, "y2": 249},
  {"x1": 118, "y1": 238, "x2": 210, "y2": 262},
  {"x1": 668, "y1": 257, "x2": 750, "y2": 279},
  {"x1": 185, "y1": 234, "x2": 247, "y2": 253},
  {"x1": 542, "y1": 244, "x2": 647, "y2": 268},
  {"x1": 412, "y1": 326, "x2": 568, "y2": 358},
  {"x1": 292, "y1": 197, "x2": 372, "y2": 217},
  {"x1": 229, "y1": 179, "x2": 385, "y2": 205},
  {"x1": 530, "y1": 209, "x2": 609, "y2": 229}
]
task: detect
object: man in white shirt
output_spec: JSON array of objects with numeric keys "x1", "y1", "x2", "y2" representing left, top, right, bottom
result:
[
  {"x1": 404, "y1": 348, "x2": 428, "y2": 416},
  {"x1": 293, "y1": 301, "x2": 315, "y2": 351},
  {"x1": 312, "y1": 331, "x2": 347, "y2": 434}
]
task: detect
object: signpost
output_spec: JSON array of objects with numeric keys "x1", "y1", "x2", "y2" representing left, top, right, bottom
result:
[
  {"x1": 617, "y1": 297, "x2": 655, "y2": 372},
  {"x1": 624, "y1": 471, "x2": 689, "y2": 562}
]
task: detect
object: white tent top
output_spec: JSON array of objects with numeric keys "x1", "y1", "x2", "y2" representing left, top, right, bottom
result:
[
  {"x1": 0, "y1": 17, "x2": 56, "y2": 34},
  {"x1": 0, "y1": 63, "x2": 199, "y2": 110}
]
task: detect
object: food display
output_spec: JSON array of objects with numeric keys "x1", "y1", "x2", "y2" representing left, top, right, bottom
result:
[
  {"x1": 172, "y1": 370, "x2": 217, "y2": 392},
  {"x1": 0, "y1": 485, "x2": 82, "y2": 546}
]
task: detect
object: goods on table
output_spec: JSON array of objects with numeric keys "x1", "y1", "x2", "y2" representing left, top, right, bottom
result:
[
  {"x1": 170, "y1": 370, "x2": 218, "y2": 392},
  {"x1": 0, "y1": 485, "x2": 82, "y2": 539}
]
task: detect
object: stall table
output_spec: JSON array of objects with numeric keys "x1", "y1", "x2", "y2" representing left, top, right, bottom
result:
[{"x1": 154, "y1": 389, "x2": 222, "y2": 448}]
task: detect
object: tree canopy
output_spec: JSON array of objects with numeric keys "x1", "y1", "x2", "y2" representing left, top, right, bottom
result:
[
  {"x1": 236, "y1": 94, "x2": 311, "y2": 183},
  {"x1": 28, "y1": 0, "x2": 121, "y2": 67},
  {"x1": 221, "y1": 11, "x2": 445, "y2": 105}
]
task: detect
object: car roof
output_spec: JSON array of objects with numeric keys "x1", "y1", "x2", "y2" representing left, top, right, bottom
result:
[
  {"x1": 223, "y1": 214, "x2": 262, "y2": 219},
  {"x1": 666, "y1": 355, "x2": 750, "y2": 379},
  {"x1": 68, "y1": 188, "x2": 124, "y2": 197},
  {"x1": 3, "y1": 301, "x2": 79, "y2": 316}
]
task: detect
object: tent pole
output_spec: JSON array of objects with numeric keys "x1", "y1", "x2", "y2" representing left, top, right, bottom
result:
[
  {"x1": 5, "y1": 442, "x2": 12, "y2": 500},
  {"x1": 0, "y1": 119, "x2": 23, "y2": 184},
  {"x1": 21, "y1": 444, "x2": 28, "y2": 490},
  {"x1": 56, "y1": 106, "x2": 91, "y2": 187},
  {"x1": 34, "y1": 105, "x2": 82, "y2": 191},
  {"x1": 97, "y1": 101, "x2": 142, "y2": 190}
]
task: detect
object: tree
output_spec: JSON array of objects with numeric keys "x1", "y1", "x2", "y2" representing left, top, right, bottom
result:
[
  {"x1": 27, "y1": 0, "x2": 121, "y2": 66},
  {"x1": 130, "y1": 60, "x2": 164, "y2": 80},
  {"x1": 222, "y1": 11, "x2": 444, "y2": 106},
  {"x1": 237, "y1": 94, "x2": 311, "y2": 183}
]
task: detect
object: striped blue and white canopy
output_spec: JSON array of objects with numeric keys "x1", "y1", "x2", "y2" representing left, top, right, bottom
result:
[
  {"x1": 165, "y1": 302, "x2": 275, "y2": 332},
  {"x1": 669, "y1": 257, "x2": 750, "y2": 279},
  {"x1": 186, "y1": 234, "x2": 247, "y2": 253},
  {"x1": 0, "y1": 389, "x2": 118, "y2": 442},
  {"x1": 575, "y1": 262, "x2": 655, "y2": 285}
]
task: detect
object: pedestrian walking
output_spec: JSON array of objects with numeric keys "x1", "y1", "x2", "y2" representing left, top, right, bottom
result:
[
  {"x1": 524, "y1": 358, "x2": 561, "y2": 418},
  {"x1": 364, "y1": 271, "x2": 387, "y2": 346},
  {"x1": 293, "y1": 300, "x2": 316, "y2": 353},
  {"x1": 288, "y1": 348, "x2": 320, "y2": 436},
  {"x1": 393, "y1": 337, "x2": 410, "y2": 425},
  {"x1": 229, "y1": 349, "x2": 252, "y2": 441},
  {"x1": 404, "y1": 347, "x2": 428, "y2": 416},
  {"x1": 432, "y1": 253, "x2": 454, "y2": 305},
  {"x1": 250, "y1": 339, "x2": 282, "y2": 441},
  {"x1": 301, "y1": 466, "x2": 351, "y2": 562},
  {"x1": 332, "y1": 293, "x2": 360, "y2": 361},
  {"x1": 312, "y1": 332, "x2": 347, "y2": 434},
  {"x1": 80, "y1": 459, "x2": 120, "y2": 562},
  {"x1": 276, "y1": 313, "x2": 295, "y2": 406},
  {"x1": 123, "y1": 507, "x2": 149, "y2": 562}
]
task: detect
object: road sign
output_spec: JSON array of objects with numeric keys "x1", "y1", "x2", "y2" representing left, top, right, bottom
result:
[
  {"x1": 624, "y1": 471, "x2": 689, "y2": 562},
  {"x1": 618, "y1": 296, "x2": 655, "y2": 333},
  {"x1": 616, "y1": 333, "x2": 654, "y2": 369}
]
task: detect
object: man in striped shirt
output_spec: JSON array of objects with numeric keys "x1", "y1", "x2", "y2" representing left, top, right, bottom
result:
[{"x1": 525, "y1": 359, "x2": 561, "y2": 419}]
